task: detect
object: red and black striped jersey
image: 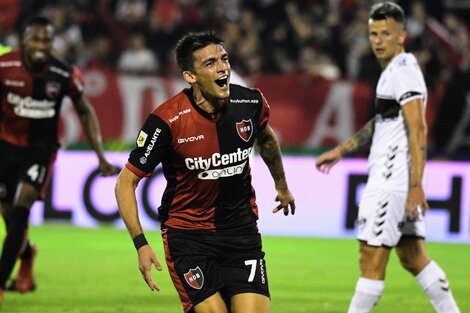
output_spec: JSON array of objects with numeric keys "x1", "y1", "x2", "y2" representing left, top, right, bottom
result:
[
  {"x1": 126, "y1": 84, "x2": 270, "y2": 231},
  {"x1": 0, "y1": 50, "x2": 84, "y2": 150}
]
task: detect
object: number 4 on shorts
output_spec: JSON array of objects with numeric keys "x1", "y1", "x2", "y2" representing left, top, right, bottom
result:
[{"x1": 27, "y1": 164, "x2": 46, "y2": 183}]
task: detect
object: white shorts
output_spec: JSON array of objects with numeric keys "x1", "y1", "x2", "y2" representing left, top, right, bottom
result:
[{"x1": 357, "y1": 188, "x2": 425, "y2": 247}]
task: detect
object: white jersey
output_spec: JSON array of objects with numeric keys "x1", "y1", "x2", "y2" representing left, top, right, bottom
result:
[{"x1": 366, "y1": 52, "x2": 427, "y2": 192}]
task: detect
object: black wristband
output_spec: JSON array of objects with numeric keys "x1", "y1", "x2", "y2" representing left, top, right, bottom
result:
[{"x1": 133, "y1": 234, "x2": 148, "y2": 251}]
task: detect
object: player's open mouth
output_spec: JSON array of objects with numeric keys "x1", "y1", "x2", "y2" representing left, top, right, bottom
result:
[{"x1": 215, "y1": 76, "x2": 228, "y2": 88}]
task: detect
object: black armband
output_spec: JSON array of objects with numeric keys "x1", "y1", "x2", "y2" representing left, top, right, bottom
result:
[{"x1": 133, "y1": 234, "x2": 148, "y2": 251}]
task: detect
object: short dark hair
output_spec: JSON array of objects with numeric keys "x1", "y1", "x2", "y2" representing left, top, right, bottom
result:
[
  {"x1": 369, "y1": 2, "x2": 405, "y2": 24},
  {"x1": 175, "y1": 31, "x2": 224, "y2": 73},
  {"x1": 25, "y1": 16, "x2": 53, "y2": 30}
]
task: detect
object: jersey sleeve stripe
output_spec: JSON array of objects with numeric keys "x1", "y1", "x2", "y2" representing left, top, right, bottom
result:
[
  {"x1": 125, "y1": 161, "x2": 152, "y2": 177},
  {"x1": 398, "y1": 91, "x2": 422, "y2": 103}
]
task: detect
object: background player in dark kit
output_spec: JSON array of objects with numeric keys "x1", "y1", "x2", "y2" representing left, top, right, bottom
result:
[
  {"x1": 0, "y1": 16, "x2": 116, "y2": 303},
  {"x1": 116, "y1": 31, "x2": 295, "y2": 313}
]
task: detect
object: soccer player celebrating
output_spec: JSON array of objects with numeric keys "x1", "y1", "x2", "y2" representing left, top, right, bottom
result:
[
  {"x1": 116, "y1": 31, "x2": 295, "y2": 313},
  {"x1": 316, "y1": 3, "x2": 460, "y2": 313},
  {"x1": 0, "y1": 17, "x2": 116, "y2": 303}
]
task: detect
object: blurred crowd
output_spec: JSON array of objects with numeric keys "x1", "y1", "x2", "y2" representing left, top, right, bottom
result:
[{"x1": 1, "y1": 0, "x2": 470, "y2": 156}]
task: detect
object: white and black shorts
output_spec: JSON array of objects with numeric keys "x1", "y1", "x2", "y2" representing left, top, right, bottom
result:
[{"x1": 357, "y1": 188, "x2": 425, "y2": 247}]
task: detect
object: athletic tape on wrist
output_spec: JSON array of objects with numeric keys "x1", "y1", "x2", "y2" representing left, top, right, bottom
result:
[{"x1": 133, "y1": 234, "x2": 148, "y2": 251}]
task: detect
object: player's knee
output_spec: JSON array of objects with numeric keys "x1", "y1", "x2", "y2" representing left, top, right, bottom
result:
[
  {"x1": 398, "y1": 256, "x2": 412, "y2": 271},
  {"x1": 399, "y1": 254, "x2": 430, "y2": 275},
  {"x1": 14, "y1": 183, "x2": 40, "y2": 208},
  {"x1": 15, "y1": 194, "x2": 37, "y2": 209}
]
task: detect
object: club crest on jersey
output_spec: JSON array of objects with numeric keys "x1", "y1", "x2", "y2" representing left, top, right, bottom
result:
[
  {"x1": 236, "y1": 119, "x2": 253, "y2": 142},
  {"x1": 184, "y1": 266, "x2": 204, "y2": 289},
  {"x1": 45, "y1": 81, "x2": 61, "y2": 99}
]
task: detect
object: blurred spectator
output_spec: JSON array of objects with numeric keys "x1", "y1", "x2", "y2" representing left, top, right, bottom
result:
[
  {"x1": 112, "y1": 0, "x2": 153, "y2": 31},
  {"x1": 145, "y1": 10, "x2": 183, "y2": 75},
  {"x1": 263, "y1": 21, "x2": 298, "y2": 73},
  {"x1": 79, "y1": 35, "x2": 115, "y2": 71},
  {"x1": 2, "y1": 0, "x2": 468, "y2": 156},
  {"x1": 343, "y1": 3, "x2": 370, "y2": 80},
  {"x1": 98, "y1": 0, "x2": 153, "y2": 53},
  {"x1": 0, "y1": 0, "x2": 21, "y2": 37},
  {"x1": 406, "y1": 0, "x2": 428, "y2": 40},
  {"x1": 300, "y1": 46, "x2": 340, "y2": 80},
  {"x1": 117, "y1": 32, "x2": 158, "y2": 74},
  {"x1": 179, "y1": 0, "x2": 206, "y2": 31},
  {"x1": 432, "y1": 50, "x2": 470, "y2": 158},
  {"x1": 44, "y1": 4, "x2": 85, "y2": 63}
]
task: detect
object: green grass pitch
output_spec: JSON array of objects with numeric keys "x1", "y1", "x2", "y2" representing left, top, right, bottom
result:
[{"x1": 2, "y1": 225, "x2": 469, "y2": 313}]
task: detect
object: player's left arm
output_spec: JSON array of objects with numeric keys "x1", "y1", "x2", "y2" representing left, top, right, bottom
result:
[
  {"x1": 255, "y1": 124, "x2": 295, "y2": 216},
  {"x1": 402, "y1": 98, "x2": 429, "y2": 219},
  {"x1": 73, "y1": 95, "x2": 117, "y2": 176}
]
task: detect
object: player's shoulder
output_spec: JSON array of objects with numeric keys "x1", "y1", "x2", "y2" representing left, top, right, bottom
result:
[
  {"x1": 229, "y1": 84, "x2": 265, "y2": 108},
  {"x1": 151, "y1": 89, "x2": 192, "y2": 124},
  {"x1": 390, "y1": 53, "x2": 419, "y2": 71},
  {"x1": 0, "y1": 50, "x2": 22, "y2": 67},
  {"x1": 230, "y1": 83, "x2": 262, "y2": 99},
  {"x1": 48, "y1": 55, "x2": 75, "y2": 78}
]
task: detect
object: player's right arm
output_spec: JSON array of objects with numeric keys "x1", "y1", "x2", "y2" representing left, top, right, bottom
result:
[
  {"x1": 316, "y1": 117, "x2": 375, "y2": 174},
  {"x1": 115, "y1": 167, "x2": 162, "y2": 291}
]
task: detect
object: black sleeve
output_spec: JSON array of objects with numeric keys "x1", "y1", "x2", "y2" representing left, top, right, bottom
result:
[{"x1": 128, "y1": 114, "x2": 172, "y2": 176}]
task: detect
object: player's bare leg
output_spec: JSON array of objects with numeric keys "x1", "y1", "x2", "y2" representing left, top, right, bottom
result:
[
  {"x1": 9, "y1": 239, "x2": 37, "y2": 293},
  {"x1": 231, "y1": 293, "x2": 269, "y2": 313},
  {"x1": 193, "y1": 292, "x2": 228, "y2": 313},
  {"x1": 395, "y1": 237, "x2": 429, "y2": 275},
  {"x1": 347, "y1": 242, "x2": 391, "y2": 313},
  {"x1": 396, "y1": 237, "x2": 460, "y2": 313}
]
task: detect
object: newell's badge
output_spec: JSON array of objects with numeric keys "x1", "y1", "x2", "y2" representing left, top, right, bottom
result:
[
  {"x1": 236, "y1": 119, "x2": 253, "y2": 142},
  {"x1": 136, "y1": 130, "x2": 148, "y2": 147},
  {"x1": 184, "y1": 266, "x2": 204, "y2": 289},
  {"x1": 45, "y1": 81, "x2": 61, "y2": 99}
]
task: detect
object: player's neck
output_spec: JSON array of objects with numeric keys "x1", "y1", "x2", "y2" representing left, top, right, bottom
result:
[
  {"x1": 23, "y1": 56, "x2": 47, "y2": 73},
  {"x1": 192, "y1": 88, "x2": 224, "y2": 114},
  {"x1": 379, "y1": 48, "x2": 404, "y2": 69}
]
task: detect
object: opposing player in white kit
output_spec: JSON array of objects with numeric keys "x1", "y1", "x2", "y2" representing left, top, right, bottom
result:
[{"x1": 316, "y1": 2, "x2": 460, "y2": 313}]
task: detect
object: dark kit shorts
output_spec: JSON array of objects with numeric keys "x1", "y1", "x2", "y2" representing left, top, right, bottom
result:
[
  {"x1": 162, "y1": 225, "x2": 270, "y2": 312},
  {"x1": 0, "y1": 140, "x2": 56, "y2": 203}
]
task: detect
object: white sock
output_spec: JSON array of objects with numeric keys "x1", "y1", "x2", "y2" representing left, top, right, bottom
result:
[
  {"x1": 416, "y1": 261, "x2": 461, "y2": 313},
  {"x1": 347, "y1": 277, "x2": 385, "y2": 313}
]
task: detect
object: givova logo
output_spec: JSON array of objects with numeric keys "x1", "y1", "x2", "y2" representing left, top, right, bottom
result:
[{"x1": 177, "y1": 135, "x2": 204, "y2": 144}]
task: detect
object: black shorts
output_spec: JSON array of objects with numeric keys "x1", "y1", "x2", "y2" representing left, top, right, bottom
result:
[
  {"x1": 162, "y1": 225, "x2": 270, "y2": 313},
  {"x1": 0, "y1": 140, "x2": 56, "y2": 203}
]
